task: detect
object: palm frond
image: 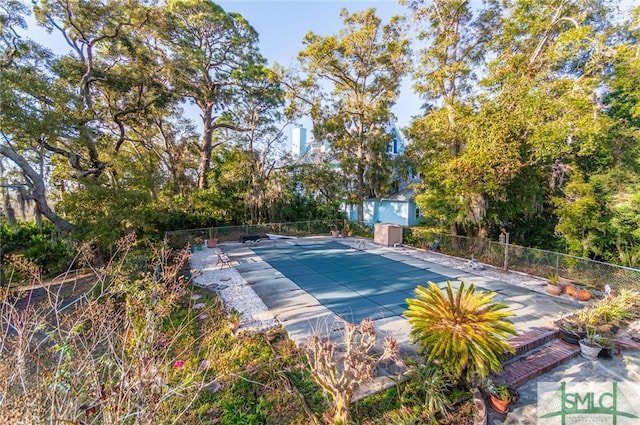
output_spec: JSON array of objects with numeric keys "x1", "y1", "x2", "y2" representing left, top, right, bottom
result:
[{"x1": 405, "y1": 280, "x2": 518, "y2": 382}]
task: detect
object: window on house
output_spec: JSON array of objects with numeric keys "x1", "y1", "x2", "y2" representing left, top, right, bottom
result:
[{"x1": 415, "y1": 207, "x2": 421, "y2": 220}]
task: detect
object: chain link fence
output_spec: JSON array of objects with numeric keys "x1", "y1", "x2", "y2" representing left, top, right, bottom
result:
[
  {"x1": 165, "y1": 221, "x2": 639, "y2": 291},
  {"x1": 164, "y1": 220, "x2": 347, "y2": 250},
  {"x1": 403, "y1": 227, "x2": 640, "y2": 290}
]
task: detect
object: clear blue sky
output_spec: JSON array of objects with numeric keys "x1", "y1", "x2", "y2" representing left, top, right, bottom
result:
[
  {"x1": 217, "y1": 0, "x2": 421, "y2": 130},
  {"x1": 218, "y1": 1, "x2": 405, "y2": 66}
]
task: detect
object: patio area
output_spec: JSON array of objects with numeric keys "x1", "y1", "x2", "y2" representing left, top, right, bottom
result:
[
  {"x1": 190, "y1": 236, "x2": 582, "y2": 352},
  {"x1": 189, "y1": 235, "x2": 640, "y2": 423}
]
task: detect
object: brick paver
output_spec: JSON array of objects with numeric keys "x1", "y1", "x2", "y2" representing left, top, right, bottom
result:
[
  {"x1": 494, "y1": 340, "x2": 580, "y2": 388},
  {"x1": 505, "y1": 326, "x2": 559, "y2": 360}
]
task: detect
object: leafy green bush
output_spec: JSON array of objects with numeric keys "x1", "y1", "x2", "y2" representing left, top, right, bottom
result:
[
  {"x1": 23, "y1": 234, "x2": 74, "y2": 276},
  {"x1": 1, "y1": 220, "x2": 49, "y2": 254},
  {"x1": 405, "y1": 281, "x2": 517, "y2": 384},
  {"x1": 400, "y1": 362, "x2": 452, "y2": 420},
  {"x1": 1, "y1": 221, "x2": 75, "y2": 283}
]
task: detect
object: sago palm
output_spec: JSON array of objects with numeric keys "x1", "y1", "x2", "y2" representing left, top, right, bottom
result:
[{"x1": 405, "y1": 281, "x2": 517, "y2": 383}]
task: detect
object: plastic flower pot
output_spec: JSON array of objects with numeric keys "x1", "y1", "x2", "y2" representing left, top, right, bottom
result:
[{"x1": 579, "y1": 339, "x2": 602, "y2": 360}]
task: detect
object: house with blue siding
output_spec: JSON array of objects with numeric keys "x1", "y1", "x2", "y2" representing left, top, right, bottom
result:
[
  {"x1": 344, "y1": 187, "x2": 420, "y2": 227},
  {"x1": 342, "y1": 124, "x2": 421, "y2": 226},
  {"x1": 292, "y1": 123, "x2": 421, "y2": 227}
]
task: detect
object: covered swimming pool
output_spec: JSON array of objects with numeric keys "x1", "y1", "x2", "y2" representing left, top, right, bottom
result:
[{"x1": 247, "y1": 240, "x2": 451, "y2": 323}]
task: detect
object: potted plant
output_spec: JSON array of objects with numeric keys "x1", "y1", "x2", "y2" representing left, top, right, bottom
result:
[
  {"x1": 486, "y1": 382, "x2": 516, "y2": 414},
  {"x1": 598, "y1": 337, "x2": 614, "y2": 359},
  {"x1": 546, "y1": 274, "x2": 562, "y2": 296},
  {"x1": 342, "y1": 222, "x2": 352, "y2": 237},
  {"x1": 194, "y1": 237, "x2": 204, "y2": 251},
  {"x1": 577, "y1": 287, "x2": 592, "y2": 301},
  {"x1": 579, "y1": 327, "x2": 602, "y2": 360},
  {"x1": 558, "y1": 318, "x2": 587, "y2": 344}
]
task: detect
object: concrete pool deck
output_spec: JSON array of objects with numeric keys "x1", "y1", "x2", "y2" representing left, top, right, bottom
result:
[
  {"x1": 221, "y1": 236, "x2": 582, "y2": 352},
  {"x1": 190, "y1": 236, "x2": 640, "y2": 423}
]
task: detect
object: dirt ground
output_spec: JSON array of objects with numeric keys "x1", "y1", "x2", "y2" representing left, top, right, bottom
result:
[{"x1": 5, "y1": 270, "x2": 98, "y2": 312}]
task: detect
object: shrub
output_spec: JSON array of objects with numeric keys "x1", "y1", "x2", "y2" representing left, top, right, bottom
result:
[
  {"x1": 1, "y1": 221, "x2": 75, "y2": 284},
  {"x1": 0, "y1": 234, "x2": 214, "y2": 423},
  {"x1": 405, "y1": 281, "x2": 517, "y2": 384},
  {"x1": 23, "y1": 234, "x2": 74, "y2": 276},
  {"x1": 304, "y1": 319, "x2": 402, "y2": 425},
  {"x1": 400, "y1": 361, "x2": 452, "y2": 421}
]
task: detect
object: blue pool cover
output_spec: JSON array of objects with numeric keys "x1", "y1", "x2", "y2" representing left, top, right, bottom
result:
[{"x1": 250, "y1": 240, "x2": 449, "y2": 323}]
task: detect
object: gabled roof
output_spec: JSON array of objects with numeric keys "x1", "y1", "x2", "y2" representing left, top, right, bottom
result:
[{"x1": 381, "y1": 187, "x2": 415, "y2": 202}]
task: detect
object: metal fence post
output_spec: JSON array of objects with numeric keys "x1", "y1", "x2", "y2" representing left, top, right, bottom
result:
[{"x1": 503, "y1": 232, "x2": 509, "y2": 271}]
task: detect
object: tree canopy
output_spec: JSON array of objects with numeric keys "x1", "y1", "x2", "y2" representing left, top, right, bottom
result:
[
  {"x1": 1, "y1": 0, "x2": 639, "y2": 265},
  {"x1": 403, "y1": 0, "x2": 639, "y2": 264},
  {"x1": 296, "y1": 8, "x2": 410, "y2": 222}
]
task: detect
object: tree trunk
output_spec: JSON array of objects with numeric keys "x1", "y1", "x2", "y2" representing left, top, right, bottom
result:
[
  {"x1": 356, "y1": 157, "x2": 366, "y2": 224},
  {"x1": 446, "y1": 103, "x2": 458, "y2": 157},
  {"x1": 0, "y1": 144, "x2": 75, "y2": 232},
  {"x1": 333, "y1": 395, "x2": 350, "y2": 425},
  {"x1": 198, "y1": 103, "x2": 215, "y2": 189}
]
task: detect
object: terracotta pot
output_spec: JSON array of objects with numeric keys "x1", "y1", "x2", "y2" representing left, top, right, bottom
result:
[
  {"x1": 546, "y1": 284, "x2": 562, "y2": 296},
  {"x1": 489, "y1": 394, "x2": 510, "y2": 414},
  {"x1": 577, "y1": 289, "x2": 591, "y2": 301},
  {"x1": 207, "y1": 239, "x2": 218, "y2": 248},
  {"x1": 563, "y1": 284, "x2": 577, "y2": 297},
  {"x1": 331, "y1": 230, "x2": 340, "y2": 238}
]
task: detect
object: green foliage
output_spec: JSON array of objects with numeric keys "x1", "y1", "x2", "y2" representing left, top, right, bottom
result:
[
  {"x1": 22, "y1": 235, "x2": 73, "y2": 276},
  {"x1": 0, "y1": 220, "x2": 47, "y2": 254},
  {"x1": 61, "y1": 183, "x2": 156, "y2": 250},
  {"x1": 219, "y1": 378, "x2": 269, "y2": 425},
  {"x1": 0, "y1": 220, "x2": 74, "y2": 281},
  {"x1": 405, "y1": 281, "x2": 517, "y2": 383},
  {"x1": 487, "y1": 382, "x2": 516, "y2": 403},
  {"x1": 400, "y1": 362, "x2": 452, "y2": 421},
  {"x1": 350, "y1": 387, "x2": 401, "y2": 424},
  {"x1": 404, "y1": 0, "x2": 638, "y2": 263},
  {"x1": 552, "y1": 171, "x2": 640, "y2": 264},
  {"x1": 296, "y1": 8, "x2": 410, "y2": 222},
  {"x1": 196, "y1": 329, "x2": 322, "y2": 425}
]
